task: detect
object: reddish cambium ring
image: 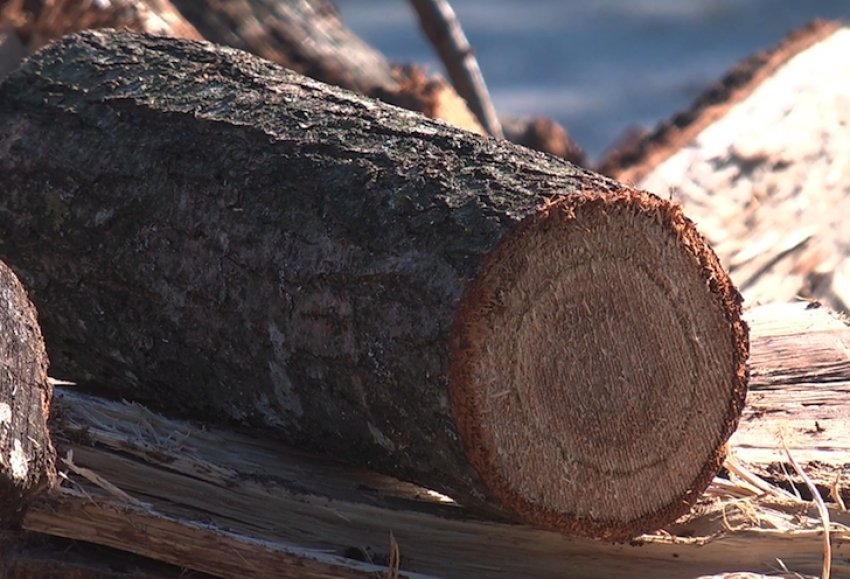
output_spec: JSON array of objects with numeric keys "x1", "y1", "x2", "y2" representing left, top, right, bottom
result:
[{"x1": 449, "y1": 190, "x2": 749, "y2": 540}]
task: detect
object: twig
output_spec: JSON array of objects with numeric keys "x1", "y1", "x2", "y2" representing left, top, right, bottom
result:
[
  {"x1": 783, "y1": 440, "x2": 831, "y2": 579},
  {"x1": 387, "y1": 531, "x2": 400, "y2": 579},
  {"x1": 409, "y1": 0, "x2": 503, "y2": 138},
  {"x1": 830, "y1": 470, "x2": 846, "y2": 511},
  {"x1": 724, "y1": 456, "x2": 799, "y2": 501},
  {"x1": 61, "y1": 450, "x2": 150, "y2": 509}
]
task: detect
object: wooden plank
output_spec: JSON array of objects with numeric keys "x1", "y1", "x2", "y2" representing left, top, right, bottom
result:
[
  {"x1": 732, "y1": 303, "x2": 850, "y2": 486},
  {"x1": 19, "y1": 302, "x2": 850, "y2": 579}
]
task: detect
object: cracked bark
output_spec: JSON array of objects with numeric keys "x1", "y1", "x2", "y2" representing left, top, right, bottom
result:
[{"x1": 0, "y1": 260, "x2": 54, "y2": 525}]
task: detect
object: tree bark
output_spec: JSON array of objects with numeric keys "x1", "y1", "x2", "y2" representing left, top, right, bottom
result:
[
  {"x1": 157, "y1": 0, "x2": 488, "y2": 135},
  {"x1": 0, "y1": 29, "x2": 748, "y2": 540},
  {"x1": 0, "y1": 260, "x2": 54, "y2": 525}
]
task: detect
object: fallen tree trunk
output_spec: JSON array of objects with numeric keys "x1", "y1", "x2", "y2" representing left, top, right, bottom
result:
[
  {"x1": 0, "y1": 29, "x2": 748, "y2": 540},
  {"x1": 3, "y1": 302, "x2": 846, "y2": 579}
]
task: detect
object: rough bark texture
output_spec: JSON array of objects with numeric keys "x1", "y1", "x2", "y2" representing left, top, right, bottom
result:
[
  {"x1": 0, "y1": 30, "x2": 747, "y2": 539},
  {"x1": 166, "y1": 0, "x2": 395, "y2": 95},
  {"x1": 0, "y1": 0, "x2": 486, "y2": 136},
  {"x1": 13, "y1": 300, "x2": 850, "y2": 579},
  {"x1": 0, "y1": 260, "x2": 54, "y2": 525},
  {"x1": 163, "y1": 0, "x2": 487, "y2": 135}
]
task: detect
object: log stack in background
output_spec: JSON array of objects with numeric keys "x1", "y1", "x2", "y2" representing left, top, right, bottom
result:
[
  {"x1": 0, "y1": 0, "x2": 587, "y2": 161},
  {"x1": 598, "y1": 20, "x2": 850, "y2": 315},
  {"x1": 0, "y1": 30, "x2": 748, "y2": 540}
]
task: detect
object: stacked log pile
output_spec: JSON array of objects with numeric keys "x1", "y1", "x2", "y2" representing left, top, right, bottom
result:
[{"x1": 0, "y1": 6, "x2": 847, "y2": 579}]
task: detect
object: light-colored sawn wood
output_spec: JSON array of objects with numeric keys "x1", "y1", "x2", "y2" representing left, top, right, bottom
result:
[{"x1": 22, "y1": 302, "x2": 850, "y2": 579}]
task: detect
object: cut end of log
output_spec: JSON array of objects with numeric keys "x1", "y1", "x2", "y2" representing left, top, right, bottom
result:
[{"x1": 449, "y1": 190, "x2": 749, "y2": 540}]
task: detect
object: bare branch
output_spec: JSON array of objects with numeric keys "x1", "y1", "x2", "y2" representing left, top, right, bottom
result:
[{"x1": 409, "y1": 0, "x2": 503, "y2": 138}]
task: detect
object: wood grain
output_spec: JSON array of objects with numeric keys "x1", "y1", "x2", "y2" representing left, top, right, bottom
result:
[{"x1": 19, "y1": 302, "x2": 849, "y2": 579}]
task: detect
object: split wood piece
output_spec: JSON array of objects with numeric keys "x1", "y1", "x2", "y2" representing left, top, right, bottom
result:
[
  {"x1": 18, "y1": 299, "x2": 850, "y2": 579},
  {"x1": 0, "y1": 29, "x2": 748, "y2": 540},
  {"x1": 0, "y1": 260, "x2": 54, "y2": 525},
  {"x1": 597, "y1": 20, "x2": 850, "y2": 313},
  {"x1": 4, "y1": 306, "x2": 846, "y2": 578},
  {"x1": 1, "y1": 532, "x2": 208, "y2": 579},
  {"x1": 21, "y1": 480, "x2": 850, "y2": 579}
]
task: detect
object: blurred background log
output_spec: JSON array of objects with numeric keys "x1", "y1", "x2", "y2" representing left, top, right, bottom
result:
[
  {"x1": 598, "y1": 21, "x2": 850, "y2": 316},
  {"x1": 0, "y1": 0, "x2": 203, "y2": 51},
  {"x1": 167, "y1": 0, "x2": 392, "y2": 95}
]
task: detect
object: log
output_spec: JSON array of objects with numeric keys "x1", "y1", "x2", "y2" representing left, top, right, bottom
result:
[
  {"x1": 0, "y1": 0, "x2": 203, "y2": 53},
  {"x1": 1, "y1": 0, "x2": 587, "y2": 160},
  {"x1": 597, "y1": 20, "x2": 850, "y2": 315},
  {"x1": 10, "y1": 303, "x2": 849, "y2": 578},
  {"x1": 0, "y1": 29, "x2": 748, "y2": 540},
  {"x1": 0, "y1": 260, "x2": 54, "y2": 525},
  {"x1": 166, "y1": 0, "x2": 395, "y2": 95},
  {"x1": 0, "y1": 0, "x2": 486, "y2": 136}
]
